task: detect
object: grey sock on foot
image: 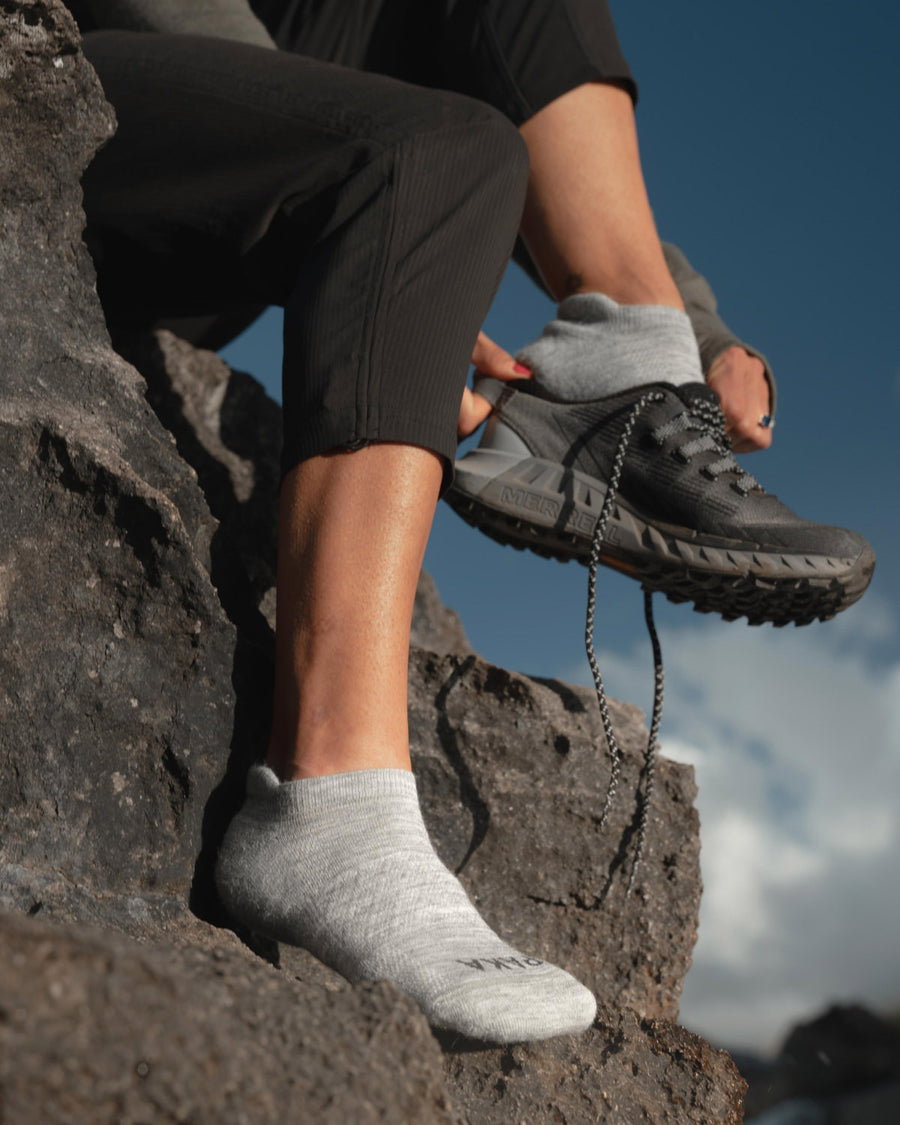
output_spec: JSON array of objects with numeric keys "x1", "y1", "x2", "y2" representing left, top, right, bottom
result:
[
  {"x1": 517, "y1": 292, "x2": 702, "y2": 401},
  {"x1": 215, "y1": 765, "x2": 596, "y2": 1043}
]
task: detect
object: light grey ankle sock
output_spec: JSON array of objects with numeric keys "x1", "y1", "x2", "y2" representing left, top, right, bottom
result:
[
  {"x1": 215, "y1": 765, "x2": 596, "y2": 1043},
  {"x1": 517, "y1": 292, "x2": 703, "y2": 401}
]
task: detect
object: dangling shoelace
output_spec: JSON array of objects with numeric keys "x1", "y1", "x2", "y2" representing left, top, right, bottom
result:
[
  {"x1": 584, "y1": 389, "x2": 754, "y2": 895},
  {"x1": 584, "y1": 391, "x2": 663, "y2": 896}
]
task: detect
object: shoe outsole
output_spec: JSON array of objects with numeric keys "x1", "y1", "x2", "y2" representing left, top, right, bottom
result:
[{"x1": 447, "y1": 456, "x2": 876, "y2": 627}]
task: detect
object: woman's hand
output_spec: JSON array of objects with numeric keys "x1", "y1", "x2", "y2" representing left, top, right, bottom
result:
[
  {"x1": 457, "y1": 331, "x2": 532, "y2": 438},
  {"x1": 706, "y1": 345, "x2": 773, "y2": 452}
]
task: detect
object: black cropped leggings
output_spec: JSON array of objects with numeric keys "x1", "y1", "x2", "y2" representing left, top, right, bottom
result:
[{"x1": 80, "y1": 1, "x2": 634, "y2": 479}]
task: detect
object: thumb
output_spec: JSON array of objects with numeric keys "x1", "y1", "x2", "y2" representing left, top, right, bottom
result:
[{"x1": 459, "y1": 332, "x2": 532, "y2": 438}]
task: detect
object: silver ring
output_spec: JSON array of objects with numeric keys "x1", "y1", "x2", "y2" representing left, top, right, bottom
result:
[{"x1": 758, "y1": 413, "x2": 774, "y2": 429}]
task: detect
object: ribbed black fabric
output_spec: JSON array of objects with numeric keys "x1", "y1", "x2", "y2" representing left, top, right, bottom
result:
[{"x1": 80, "y1": 0, "x2": 633, "y2": 479}]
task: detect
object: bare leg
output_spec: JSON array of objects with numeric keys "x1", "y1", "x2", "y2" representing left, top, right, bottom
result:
[
  {"x1": 261, "y1": 91, "x2": 691, "y2": 777},
  {"x1": 219, "y1": 442, "x2": 597, "y2": 1043},
  {"x1": 519, "y1": 82, "x2": 683, "y2": 309},
  {"x1": 266, "y1": 442, "x2": 442, "y2": 781}
]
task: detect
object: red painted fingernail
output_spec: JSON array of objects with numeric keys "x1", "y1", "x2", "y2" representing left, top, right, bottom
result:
[{"x1": 513, "y1": 363, "x2": 531, "y2": 374}]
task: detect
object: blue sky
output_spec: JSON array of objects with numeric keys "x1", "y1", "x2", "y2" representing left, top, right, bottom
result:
[{"x1": 221, "y1": 1, "x2": 900, "y2": 1051}]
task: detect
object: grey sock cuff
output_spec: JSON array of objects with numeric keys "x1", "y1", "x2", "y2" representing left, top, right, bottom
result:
[
  {"x1": 555, "y1": 292, "x2": 694, "y2": 333},
  {"x1": 517, "y1": 292, "x2": 702, "y2": 401},
  {"x1": 247, "y1": 764, "x2": 418, "y2": 815}
]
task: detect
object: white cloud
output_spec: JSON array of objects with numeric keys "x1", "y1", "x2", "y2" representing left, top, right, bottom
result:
[{"x1": 564, "y1": 595, "x2": 900, "y2": 1053}]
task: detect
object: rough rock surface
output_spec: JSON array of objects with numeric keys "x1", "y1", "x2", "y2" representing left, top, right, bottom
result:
[
  {"x1": 0, "y1": 909, "x2": 453, "y2": 1125},
  {"x1": 443, "y1": 1004, "x2": 743, "y2": 1124},
  {"x1": 0, "y1": 3, "x2": 745, "y2": 1121},
  {"x1": 0, "y1": 908, "x2": 745, "y2": 1125},
  {"x1": 410, "y1": 649, "x2": 701, "y2": 1021},
  {"x1": 0, "y1": 0, "x2": 240, "y2": 932}
]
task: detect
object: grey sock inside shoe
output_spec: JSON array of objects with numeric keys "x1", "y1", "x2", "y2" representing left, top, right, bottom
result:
[
  {"x1": 517, "y1": 292, "x2": 703, "y2": 401},
  {"x1": 215, "y1": 765, "x2": 596, "y2": 1043}
]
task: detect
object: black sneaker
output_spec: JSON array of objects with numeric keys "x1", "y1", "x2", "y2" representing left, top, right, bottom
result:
[{"x1": 446, "y1": 378, "x2": 875, "y2": 626}]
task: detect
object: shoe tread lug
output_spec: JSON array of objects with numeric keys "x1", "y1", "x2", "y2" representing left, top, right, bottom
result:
[{"x1": 444, "y1": 467, "x2": 875, "y2": 627}]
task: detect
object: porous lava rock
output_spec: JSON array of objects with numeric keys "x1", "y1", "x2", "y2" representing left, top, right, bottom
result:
[
  {"x1": 0, "y1": 3, "x2": 745, "y2": 1121},
  {"x1": 0, "y1": 0, "x2": 241, "y2": 933},
  {"x1": 442, "y1": 1002, "x2": 744, "y2": 1124},
  {"x1": 0, "y1": 909, "x2": 453, "y2": 1125}
]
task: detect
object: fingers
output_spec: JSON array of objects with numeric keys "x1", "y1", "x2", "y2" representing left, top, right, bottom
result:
[
  {"x1": 470, "y1": 331, "x2": 531, "y2": 382},
  {"x1": 458, "y1": 332, "x2": 532, "y2": 438},
  {"x1": 726, "y1": 394, "x2": 773, "y2": 452},
  {"x1": 730, "y1": 425, "x2": 773, "y2": 454},
  {"x1": 457, "y1": 386, "x2": 493, "y2": 438},
  {"x1": 707, "y1": 346, "x2": 773, "y2": 453}
]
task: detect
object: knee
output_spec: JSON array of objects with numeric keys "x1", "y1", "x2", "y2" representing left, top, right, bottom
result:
[
  {"x1": 467, "y1": 103, "x2": 531, "y2": 203},
  {"x1": 405, "y1": 95, "x2": 530, "y2": 232},
  {"x1": 442, "y1": 96, "x2": 529, "y2": 185}
]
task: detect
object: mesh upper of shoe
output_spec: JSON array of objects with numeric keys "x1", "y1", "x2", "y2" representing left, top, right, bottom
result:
[{"x1": 496, "y1": 381, "x2": 867, "y2": 559}]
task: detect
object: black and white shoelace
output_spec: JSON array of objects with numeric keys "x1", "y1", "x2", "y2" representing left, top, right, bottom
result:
[
  {"x1": 584, "y1": 390, "x2": 754, "y2": 894},
  {"x1": 651, "y1": 395, "x2": 760, "y2": 493}
]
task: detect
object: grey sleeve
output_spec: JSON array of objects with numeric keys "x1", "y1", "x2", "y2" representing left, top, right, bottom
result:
[
  {"x1": 662, "y1": 242, "x2": 776, "y2": 415},
  {"x1": 79, "y1": 0, "x2": 276, "y2": 48}
]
